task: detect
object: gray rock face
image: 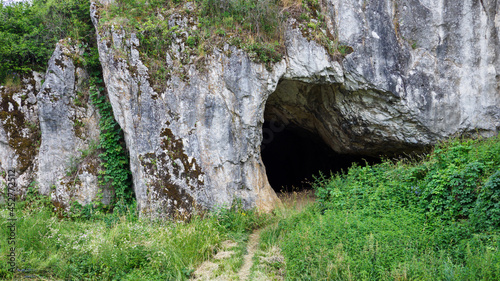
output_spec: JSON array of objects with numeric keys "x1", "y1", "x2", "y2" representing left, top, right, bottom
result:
[
  {"x1": 0, "y1": 40, "x2": 107, "y2": 209},
  {"x1": 37, "y1": 40, "x2": 106, "y2": 210},
  {"x1": 91, "y1": 3, "x2": 281, "y2": 216},
  {"x1": 0, "y1": 72, "x2": 43, "y2": 199},
  {"x1": 88, "y1": 0, "x2": 499, "y2": 216},
  {"x1": 331, "y1": 0, "x2": 500, "y2": 138}
]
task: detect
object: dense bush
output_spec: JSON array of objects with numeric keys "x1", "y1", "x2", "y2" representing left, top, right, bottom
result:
[
  {"x1": 0, "y1": 0, "x2": 94, "y2": 84},
  {"x1": 262, "y1": 135, "x2": 500, "y2": 280},
  {"x1": 315, "y1": 135, "x2": 500, "y2": 228}
]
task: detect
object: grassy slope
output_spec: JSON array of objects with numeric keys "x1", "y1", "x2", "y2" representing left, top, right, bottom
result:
[
  {"x1": 1, "y1": 136, "x2": 498, "y2": 281},
  {"x1": 0, "y1": 197, "x2": 269, "y2": 280},
  {"x1": 259, "y1": 134, "x2": 500, "y2": 280}
]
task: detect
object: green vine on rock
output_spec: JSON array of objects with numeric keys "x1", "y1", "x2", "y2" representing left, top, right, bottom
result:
[{"x1": 89, "y1": 74, "x2": 134, "y2": 214}]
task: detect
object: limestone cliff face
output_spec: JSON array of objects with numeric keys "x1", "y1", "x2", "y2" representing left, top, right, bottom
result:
[
  {"x1": 267, "y1": 0, "x2": 500, "y2": 155},
  {"x1": 1, "y1": 40, "x2": 107, "y2": 209},
  {"x1": 2, "y1": 0, "x2": 498, "y2": 216},
  {"x1": 91, "y1": 3, "x2": 283, "y2": 216},
  {"x1": 37, "y1": 41, "x2": 107, "y2": 209},
  {"x1": 331, "y1": 0, "x2": 500, "y2": 139},
  {"x1": 0, "y1": 72, "x2": 42, "y2": 198},
  {"x1": 90, "y1": 0, "x2": 499, "y2": 216}
]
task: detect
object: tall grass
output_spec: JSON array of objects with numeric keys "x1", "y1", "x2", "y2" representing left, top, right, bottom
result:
[
  {"x1": 0, "y1": 208, "x2": 220, "y2": 280},
  {"x1": 0, "y1": 197, "x2": 270, "y2": 280},
  {"x1": 0, "y1": 0, "x2": 94, "y2": 84},
  {"x1": 261, "y1": 134, "x2": 500, "y2": 280}
]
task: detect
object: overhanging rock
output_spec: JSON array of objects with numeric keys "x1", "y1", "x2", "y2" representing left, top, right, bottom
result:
[{"x1": 90, "y1": 0, "x2": 500, "y2": 217}]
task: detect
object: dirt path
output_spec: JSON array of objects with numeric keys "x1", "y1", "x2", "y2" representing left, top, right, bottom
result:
[
  {"x1": 237, "y1": 229, "x2": 261, "y2": 281},
  {"x1": 191, "y1": 191, "x2": 315, "y2": 280}
]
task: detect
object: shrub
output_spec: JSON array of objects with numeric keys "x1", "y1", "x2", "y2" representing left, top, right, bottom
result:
[
  {"x1": 473, "y1": 170, "x2": 500, "y2": 230},
  {"x1": 0, "y1": 0, "x2": 94, "y2": 83},
  {"x1": 269, "y1": 134, "x2": 500, "y2": 279},
  {"x1": 214, "y1": 199, "x2": 270, "y2": 233},
  {"x1": 89, "y1": 75, "x2": 134, "y2": 214}
]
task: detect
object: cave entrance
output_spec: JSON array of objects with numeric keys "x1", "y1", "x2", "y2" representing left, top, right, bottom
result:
[
  {"x1": 261, "y1": 80, "x2": 381, "y2": 193},
  {"x1": 261, "y1": 121, "x2": 378, "y2": 193}
]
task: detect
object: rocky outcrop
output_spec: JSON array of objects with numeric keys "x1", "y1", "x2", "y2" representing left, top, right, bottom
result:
[
  {"x1": 4, "y1": 0, "x2": 498, "y2": 216},
  {"x1": 91, "y1": 4, "x2": 282, "y2": 216},
  {"x1": 90, "y1": 0, "x2": 499, "y2": 216},
  {"x1": 37, "y1": 40, "x2": 108, "y2": 209},
  {"x1": 0, "y1": 72, "x2": 43, "y2": 199},
  {"x1": 1, "y1": 39, "x2": 108, "y2": 209},
  {"x1": 332, "y1": 0, "x2": 500, "y2": 138}
]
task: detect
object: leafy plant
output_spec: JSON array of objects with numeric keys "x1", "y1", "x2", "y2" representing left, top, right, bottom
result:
[
  {"x1": 0, "y1": 0, "x2": 95, "y2": 84},
  {"x1": 267, "y1": 134, "x2": 500, "y2": 280},
  {"x1": 213, "y1": 198, "x2": 269, "y2": 233},
  {"x1": 89, "y1": 74, "x2": 133, "y2": 214}
]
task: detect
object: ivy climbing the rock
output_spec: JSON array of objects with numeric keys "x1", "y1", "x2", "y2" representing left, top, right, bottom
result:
[{"x1": 89, "y1": 73, "x2": 134, "y2": 214}]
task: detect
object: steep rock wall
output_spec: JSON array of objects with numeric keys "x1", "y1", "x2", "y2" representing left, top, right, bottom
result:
[
  {"x1": 332, "y1": 0, "x2": 499, "y2": 136},
  {"x1": 1, "y1": 40, "x2": 108, "y2": 209},
  {"x1": 0, "y1": 72, "x2": 43, "y2": 199},
  {"x1": 88, "y1": 0, "x2": 499, "y2": 216},
  {"x1": 91, "y1": 3, "x2": 283, "y2": 216},
  {"x1": 37, "y1": 40, "x2": 107, "y2": 209}
]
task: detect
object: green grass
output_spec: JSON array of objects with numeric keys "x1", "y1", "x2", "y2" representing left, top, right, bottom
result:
[
  {"x1": 259, "y1": 134, "x2": 500, "y2": 280},
  {"x1": 2, "y1": 135, "x2": 499, "y2": 280},
  {"x1": 0, "y1": 208, "x2": 217, "y2": 280},
  {"x1": 98, "y1": 0, "x2": 340, "y2": 91},
  {"x1": 0, "y1": 197, "x2": 270, "y2": 280}
]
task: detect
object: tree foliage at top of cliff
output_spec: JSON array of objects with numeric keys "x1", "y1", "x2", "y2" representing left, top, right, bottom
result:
[{"x1": 0, "y1": 0, "x2": 94, "y2": 84}]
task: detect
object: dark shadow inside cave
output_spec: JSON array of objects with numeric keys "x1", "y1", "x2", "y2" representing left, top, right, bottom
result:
[{"x1": 261, "y1": 121, "x2": 380, "y2": 193}]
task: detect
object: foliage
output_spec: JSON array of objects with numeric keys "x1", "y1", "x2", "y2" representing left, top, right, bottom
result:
[
  {"x1": 89, "y1": 74, "x2": 133, "y2": 214},
  {"x1": 473, "y1": 170, "x2": 500, "y2": 230},
  {"x1": 0, "y1": 195, "x2": 268, "y2": 280},
  {"x1": 213, "y1": 198, "x2": 271, "y2": 233},
  {"x1": 16, "y1": 181, "x2": 52, "y2": 212},
  {"x1": 198, "y1": 0, "x2": 283, "y2": 40},
  {"x1": 100, "y1": 0, "x2": 340, "y2": 90},
  {"x1": 0, "y1": 0, "x2": 95, "y2": 84},
  {"x1": 314, "y1": 135, "x2": 500, "y2": 227},
  {"x1": 261, "y1": 135, "x2": 500, "y2": 280},
  {"x1": 269, "y1": 205, "x2": 500, "y2": 280},
  {"x1": 0, "y1": 205, "x2": 223, "y2": 280}
]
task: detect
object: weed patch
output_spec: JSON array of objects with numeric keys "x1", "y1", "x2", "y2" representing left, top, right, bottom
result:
[
  {"x1": 98, "y1": 0, "x2": 345, "y2": 90},
  {"x1": 0, "y1": 196, "x2": 270, "y2": 280}
]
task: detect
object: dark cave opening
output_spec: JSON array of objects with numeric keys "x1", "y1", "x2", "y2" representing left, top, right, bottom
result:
[{"x1": 261, "y1": 121, "x2": 380, "y2": 193}]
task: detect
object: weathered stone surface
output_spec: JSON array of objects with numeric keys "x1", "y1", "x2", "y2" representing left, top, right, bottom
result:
[
  {"x1": 91, "y1": 2, "x2": 282, "y2": 217},
  {"x1": 37, "y1": 40, "x2": 106, "y2": 210},
  {"x1": 330, "y1": 0, "x2": 500, "y2": 138},
  {"x1": 0, "y1": 72, "x2": 43, "y2": 200},
  {"x1": 89, "y1": 0, "x2": 499, "y2": 216}
]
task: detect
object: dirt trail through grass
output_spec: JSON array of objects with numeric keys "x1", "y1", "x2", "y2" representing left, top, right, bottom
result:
[
  {"x1": 191, "y1": 191, "x2": 315, "y2": 280},
  {"x1": 237, "y1": 229, "x2": 261, "y2": 280}
]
